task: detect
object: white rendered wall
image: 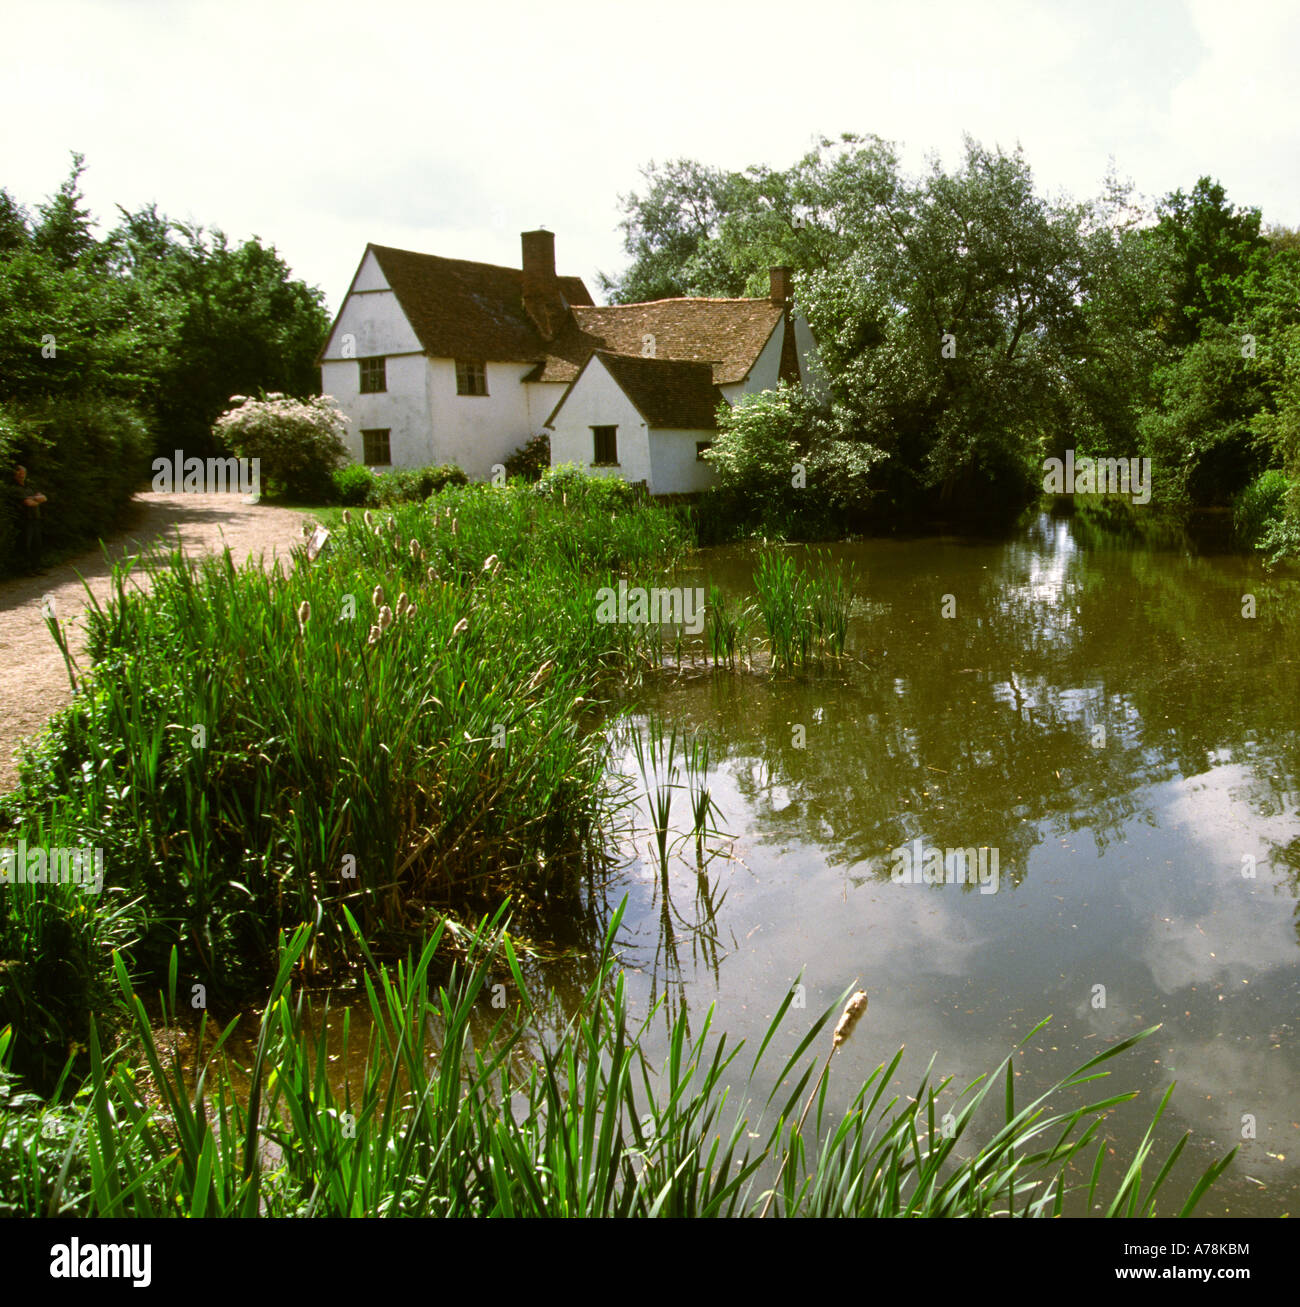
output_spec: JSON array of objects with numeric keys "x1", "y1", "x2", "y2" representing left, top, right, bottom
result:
[
  {"x1": 322, "y1": 353, "x2": 433, "y2": 467},
  {"x1": 719, "y1": 318, "x2": 784, "y2": 404},
  {"x1": 526, "y1": 380, "x2": 568, "y2": 437},
  {"x1": 547, "y1": 359, "x2": 652, "y2": 486},
  {"x1": 425, "y1": 359, "x2": 535, "y2": 479},
  {"x1": 647, "y1": 429, "x2": 718, "y2": 494},
  {"x1": 321, "y1": 252, "x2": 434, "y2": 466}
]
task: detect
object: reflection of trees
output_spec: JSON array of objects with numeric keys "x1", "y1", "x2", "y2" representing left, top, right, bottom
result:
[{"x1": 635, "y1": 515, "x2": 1300, "y2": 903}]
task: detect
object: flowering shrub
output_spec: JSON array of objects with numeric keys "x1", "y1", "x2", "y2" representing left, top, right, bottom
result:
[{"x1": 213, "y1": 393, "x2": 349, "y2": 500}]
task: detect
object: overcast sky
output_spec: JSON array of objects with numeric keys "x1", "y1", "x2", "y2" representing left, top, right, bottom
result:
[{"x1": 3, "y1": 0, "x2": 1298, "y2": 312}]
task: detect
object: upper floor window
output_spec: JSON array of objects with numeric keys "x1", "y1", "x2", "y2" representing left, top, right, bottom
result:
[
  {"x1": 360, "y1": 356, "x2": 387, "y2": 393},
  {"x1": 456, "y1": 360, "x2": 488, "y2": 396},
  {"x1": 592, "y1": 426, "x2": 618, "y2": 467}
]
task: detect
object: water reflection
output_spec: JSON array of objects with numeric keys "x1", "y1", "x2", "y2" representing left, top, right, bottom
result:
[{"x1": 605, "y1": 510, "x2": 1300, "y2": 1215}]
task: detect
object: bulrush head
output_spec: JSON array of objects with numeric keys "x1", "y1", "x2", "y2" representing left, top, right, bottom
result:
[
  {"x1": 452, "y1": 617, "x2": 468, "y2": 636},
  {"x1": 372, "y1": 585, "x2": 385, "y2": 609},
  {"x1": 377, "y1": 605, "x2": 394, "y2": 632},
  {"x1": 526, "y1": 659, "x2": 555, "y2": 693},
  {"x1": 297, "y1": 600, "x2": 311, "y2": 635},
  {"x1": 832, "y1": 991, "x2": 869, "y2": 1051}
]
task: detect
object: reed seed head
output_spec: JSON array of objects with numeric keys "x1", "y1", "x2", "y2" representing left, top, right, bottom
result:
[
  {"x1": 482, "y1": 553, "x2": 499, "y2": 573},
  {"x1": 297, "y1": 600, "x2": 311, "y2": 633},
  {"x1": 832, "y1": 991, "x2": 868, "y2": 1051},
  {"x1": 378, "y1": 605, "x2": 394, "y2": 632},
  {"x1": 364, "y1": 510, "x2": 374, "y2": 528},
  {"x1": 342, "y1": 509, "x2": 352, "y2": 524},
  {"x1": 372, "y1": 585, "x2": 385, "y2": 609},
  {"x1": 452, "y1": 617, "x2": 468, "y2": 636},
  {"x1": 410, "y1": 539, "x2": 423, "y2": 560},
  {"x1": 427, "y1": 566, "x2": 438, "y2": 585},
  {"x1": 367, "y1": 624, "x2": 381, "y2": 645}
]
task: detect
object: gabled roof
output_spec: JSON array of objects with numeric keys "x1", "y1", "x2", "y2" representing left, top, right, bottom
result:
[
  {"x1": 526, "y1": 300, "x2": 784, "y2": 386},
  {"x1": 320, "y1": 243, "x2": 594, "y2": 365},
  {"x1": 545, "y1": 350, "x2": 725, "y2": 431}
]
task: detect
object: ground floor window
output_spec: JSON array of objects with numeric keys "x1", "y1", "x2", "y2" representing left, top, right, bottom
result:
[
  {"x1": 592, "y1": 425, "x2": 618, "y2": 466},
  {"x1": 696, "y1": 440, "x2": 712, "y2": 460},
  {"x1": 362, "y1": 428, "x2": 391, "y2": 465}
]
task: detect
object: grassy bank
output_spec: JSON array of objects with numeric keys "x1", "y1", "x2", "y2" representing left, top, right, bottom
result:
[{"x1": 0, "y1": 474, "x2": 693, "y2": 1090}]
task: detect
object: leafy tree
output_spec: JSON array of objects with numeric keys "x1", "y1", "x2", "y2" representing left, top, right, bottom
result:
[
  {"x1": 1147, "y1": 177, "x2": 1270, "y2": 347},
  {"x1": 1139, "y1": 320, "x2": 1269, "y2": 504},
  {"x1": 99, "y1": 207, "x2": 330, "y2": 457},
  {"x1": 31, "y1": 153, "x2": 97, "y2": 271},
  {"x1": 605, "y1": 135, "x2": 1134, "y2": 521},
  {"x1": 0, "y1": 188, "x2": 30, "y2": 257}
]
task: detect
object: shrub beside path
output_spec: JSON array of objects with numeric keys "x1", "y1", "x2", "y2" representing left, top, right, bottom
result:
[{"x1": 1, "y1": 491, "x2": 311, "y2": 794}]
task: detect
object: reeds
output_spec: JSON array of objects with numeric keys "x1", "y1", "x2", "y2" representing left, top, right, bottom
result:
[
  {"x1": 752, "y1": 548, "x2": 855, "y2": 671},
  {"x1": 0, "y1": 902, "x2": 1235, "y2": 1217},
  {"x1": 0, "y1": 480, "x2": 694, "y2": 1075}
]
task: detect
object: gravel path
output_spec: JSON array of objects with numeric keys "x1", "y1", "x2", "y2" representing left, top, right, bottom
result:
[{"x1": 1, "y1": 492, "x2": 313, "y2": 794}]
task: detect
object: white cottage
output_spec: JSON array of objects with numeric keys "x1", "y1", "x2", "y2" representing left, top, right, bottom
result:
[{"x1": 318, "y1": 231, "x2": 823, "y2": 494}]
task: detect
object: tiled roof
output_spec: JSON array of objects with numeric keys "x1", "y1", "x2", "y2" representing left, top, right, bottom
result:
[
  {"x1": 527, "y1": 300, "x2": 784, "y2": 385},
  {"x1": 584, "y1": 351, "x2": 725, "y2": 430},
  {"x1": 362, "y1": 244, "x2": 594, "y2": 363}
]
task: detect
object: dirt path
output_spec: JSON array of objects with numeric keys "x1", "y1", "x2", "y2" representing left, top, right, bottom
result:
[{"x1": 1, "y1": 492, "x2": 313, "y2": 794}]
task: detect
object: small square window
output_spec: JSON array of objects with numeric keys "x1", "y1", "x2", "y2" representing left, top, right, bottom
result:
[
  {"x1": 696, "y1": 441, "x2": 713, "y2": 461},
  {"x1": 592, "y1": 426, "x2": 618, "y2": 466},
  {"x1": 360, "y1": 356, "x2": 387, "y2": 393},
  {"x1": 361, "y1": 429, "x2": 391, "y2": 465},
  {"x1": 456, "y1": 360, "x2": 488, "y2": 395}
]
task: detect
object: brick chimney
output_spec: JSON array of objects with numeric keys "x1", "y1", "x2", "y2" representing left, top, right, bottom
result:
[
  {"x1": 769, "y1": 266, "x2": 793, "y2": 307},
  {"x1": 522, "y1": 229, "x2": 556, "y2": 299},
  {"x1": 522, "y1": 229, "x2": 568, "y2": 341}
]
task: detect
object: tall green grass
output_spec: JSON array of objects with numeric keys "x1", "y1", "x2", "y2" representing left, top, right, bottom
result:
[
  {"x1": 0, "y1": 480, "x2": 693, "y2": 1079},
  {"x1": 0, "y1": 901, "x2": 1235, "y2": 1217}
]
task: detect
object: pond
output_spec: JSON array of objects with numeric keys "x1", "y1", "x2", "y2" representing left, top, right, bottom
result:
[
  {"x1": 198, "y1": 507, "x2": 1298, "y2": 1215},
  {"x1": 596, "y1": 507, "x2": 1299, "y2": 1216}
]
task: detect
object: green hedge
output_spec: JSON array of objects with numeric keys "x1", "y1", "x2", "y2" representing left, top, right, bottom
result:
[
  {"x1": 0, "y1": 395, "x2": 152, "y2": 574},
  {"x1": 331, "y1": 461, "x2": 469, "y2": 507}
]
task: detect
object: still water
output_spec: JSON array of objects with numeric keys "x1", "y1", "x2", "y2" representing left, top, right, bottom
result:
[{"x1": 599, "y1": 509, "x2": 1299, "y2": 1216}]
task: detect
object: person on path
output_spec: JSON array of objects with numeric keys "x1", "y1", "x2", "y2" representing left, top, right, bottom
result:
[{"x1": 9, "y1": 465, "x2": 48, "y2": 573}]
